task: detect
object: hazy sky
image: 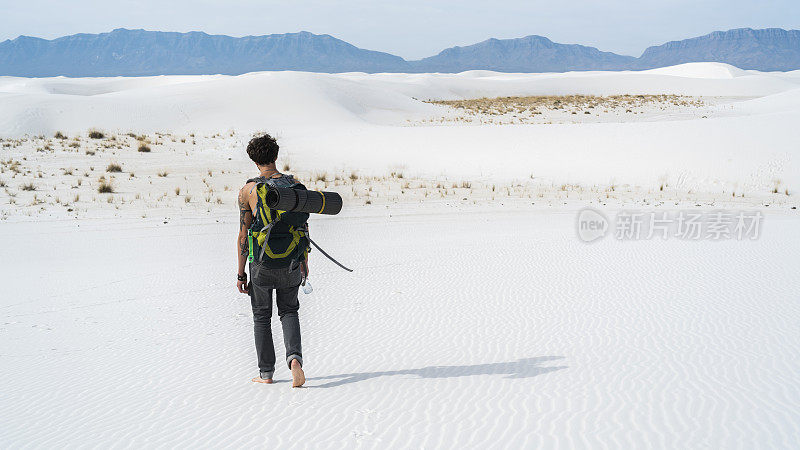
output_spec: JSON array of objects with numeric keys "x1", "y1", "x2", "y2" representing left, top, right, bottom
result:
[{"x1": 1, "y1": 0, "x2": 798, "y2": 59}]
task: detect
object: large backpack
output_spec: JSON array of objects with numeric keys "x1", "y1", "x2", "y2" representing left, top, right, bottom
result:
[{"x1": 247, "y1": 174, "x2": 311, "y2": 269}]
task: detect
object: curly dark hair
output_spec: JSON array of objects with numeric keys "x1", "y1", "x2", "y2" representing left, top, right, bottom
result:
[{"x1": 246, "y1": 134, "x2": 280, "y2": 165}]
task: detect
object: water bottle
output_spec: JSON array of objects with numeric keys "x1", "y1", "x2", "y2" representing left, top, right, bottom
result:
[{"x1": 302, "y1": 280, "x2": 313, "y2": 295}]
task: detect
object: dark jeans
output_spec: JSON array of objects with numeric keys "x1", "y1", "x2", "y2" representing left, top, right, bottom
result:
[{"x1": 249, "y1": 262, "x2": 304, "y2": 377}]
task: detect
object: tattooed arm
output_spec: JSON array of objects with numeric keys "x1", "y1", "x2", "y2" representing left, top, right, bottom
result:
[{"x1": 236, "y1": 185, "x2": 254, "y2": 294}]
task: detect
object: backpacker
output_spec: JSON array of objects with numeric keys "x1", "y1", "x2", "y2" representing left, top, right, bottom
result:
[{"x1": 247, "y1": 174, "x2": 310, "y2": 269}]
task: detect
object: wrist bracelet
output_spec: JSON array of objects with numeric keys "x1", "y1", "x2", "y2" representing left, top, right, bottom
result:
[{"x1": 237, "y1": 273, "x2": 247, "y2": 281}]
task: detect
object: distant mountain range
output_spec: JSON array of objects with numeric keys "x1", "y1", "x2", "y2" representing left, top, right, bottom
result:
[
  {"x1": 636, "y1": 28, "x2": 800, "y2": 71},
  {"x1": 0, "y1": 27, "x2": 798, "y2": 77},
  {"x1": 409, "y1": 35, "x2": 637, "y2": 73}
]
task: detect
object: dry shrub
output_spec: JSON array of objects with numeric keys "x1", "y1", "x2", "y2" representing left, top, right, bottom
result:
[{"x1": 98, "y1": 181, "x2": 114, "y2": 193}]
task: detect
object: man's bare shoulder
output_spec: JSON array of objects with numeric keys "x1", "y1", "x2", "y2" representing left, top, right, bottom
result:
[
  {"x1": 239, "y1": 182, "x2": 258, "y2": 208},
  {"x1": 241, "y1": 181, "x2": 258, "y2": 194}
]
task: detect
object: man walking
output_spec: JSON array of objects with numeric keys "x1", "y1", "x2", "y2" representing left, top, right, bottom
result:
[{"x1": 236, "y1": 134, "x2": 307, "y2": 387}]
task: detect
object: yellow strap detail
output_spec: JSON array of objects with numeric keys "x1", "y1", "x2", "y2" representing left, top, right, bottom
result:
[
  {"x1": 318, "y1": 191, "x2": 326, "y2": 214},
  {"x1": 257, "y1": 185, "x2": 269, "y2": 224},
  {"x1": 254, "y1": 229, "x2": 306, "y2": 259}
]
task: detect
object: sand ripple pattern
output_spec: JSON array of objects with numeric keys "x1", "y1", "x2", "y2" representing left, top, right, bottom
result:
[{"x1": 1, "y1": 211, "x2": 799, "y2": 448}]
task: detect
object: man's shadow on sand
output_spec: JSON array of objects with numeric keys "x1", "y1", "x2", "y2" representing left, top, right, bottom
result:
[{"x1": 308, "y1": 356, "x2": 567, "y2": 388}]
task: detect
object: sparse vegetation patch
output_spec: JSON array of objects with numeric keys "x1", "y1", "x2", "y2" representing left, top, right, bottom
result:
[
  {"x1": 98, "y1": 181, "x2": 114, "y2": 193},
  {"x1": 424, "y1": 94, "x2": 706, "y2": 125}
]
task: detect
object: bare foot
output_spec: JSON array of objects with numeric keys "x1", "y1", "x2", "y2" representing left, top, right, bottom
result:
[
  {"x1": 252, "y1": 376, "x2": 274, "y2": 384},
  {"x1": 291, "y1": 359, "x2": 305, "y2": 388}
]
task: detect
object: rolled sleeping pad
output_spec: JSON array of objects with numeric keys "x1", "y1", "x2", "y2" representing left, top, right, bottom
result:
[
  {"x1": 265, "y1": 186, "x2": 297, "y2": 211},
  {"x1": 265, "y1": 186, "x2": 343, "y2": 215}
]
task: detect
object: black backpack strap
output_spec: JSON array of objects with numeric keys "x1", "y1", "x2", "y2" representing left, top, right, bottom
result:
[
  {"x1": 299, "y1": 226, "x2": 352, "y2": 272},
  {"x1": 246, "y1": 176, "x2": 268, "y2": 184},
  {"x1": 257, "y1": 221, "x2": 278, "y2": 262},
  {"x1": 265, "y1": 174, "x2": 298, "y2": 189},
  {"x1": 247, "y1": 174, "x2": 298, "y2": 193},
  {"x1": 307, "y1": 236, "x2": 353, "y2": 272}
]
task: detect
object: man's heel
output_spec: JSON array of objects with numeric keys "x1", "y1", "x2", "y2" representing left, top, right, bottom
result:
[{"x1": 291, "y1": 361, "x2": 305, "y2": 388}]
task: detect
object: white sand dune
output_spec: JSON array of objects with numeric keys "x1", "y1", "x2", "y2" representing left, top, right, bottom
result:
[
  {"x1": 1, "y1": 64, "x2": 800, "y2": 447},
  {"x1": 1, "y1": 209, "x2": 799, "y2": 447},
  {"x1": 1, "y1": 63, "x2": 799, "y2": 195},
  {"x1": 2, "y1": 62, "x2": 799, "y2": 135},
  {"x1": 645, "y1": 62, "x2": 751, "y2": 79}
]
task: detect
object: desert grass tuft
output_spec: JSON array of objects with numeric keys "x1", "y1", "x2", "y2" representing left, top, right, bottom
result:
[{"x1": 98, "y1": 181, "x2": 114, "y2": 193}]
